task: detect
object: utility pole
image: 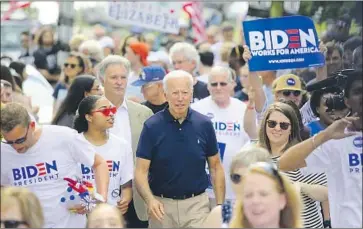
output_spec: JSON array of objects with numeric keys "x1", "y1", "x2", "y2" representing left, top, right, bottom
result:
[{"x1": 57, "y1": 1, "x2": 74, "y2": 66}]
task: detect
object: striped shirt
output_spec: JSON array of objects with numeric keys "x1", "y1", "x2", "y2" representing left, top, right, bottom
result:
[{"x1": 272, "y1": 156, "x2": 327, "y2": 228}]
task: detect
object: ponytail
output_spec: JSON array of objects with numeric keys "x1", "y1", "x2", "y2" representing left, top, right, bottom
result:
[
  {"x1": 72, "y1": 95, "x2": 102, "y2": 133},
  {"x1": 73, "y1": 113, "x2": 88, "y2": 133}
]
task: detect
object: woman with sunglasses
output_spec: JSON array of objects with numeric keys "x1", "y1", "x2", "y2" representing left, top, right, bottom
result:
[
  {"x1": 203, "y1": 146, "x2": 271, "y2": 228},
  {"x1": 258, "y1": 102, "x2": 328, "y2": 228},
  {"x1": 1, "y1": 186, "x2": 44, "y2": 228},
  {"x1": 53, "y1": 52, "x2": 88, "y2": 114},
  {"x1": 229, "y1": 162, "x2": 303, "y2": 228},
  {"x1": 73, "y1": 95, "x2": 133, "y2": 215},
  {"x1": 52, "y1": 75, "x2": 103, "y2": 127}
]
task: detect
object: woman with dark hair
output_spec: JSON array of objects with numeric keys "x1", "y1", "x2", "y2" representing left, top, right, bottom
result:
[
  {"x1": 52, "y1": 75, "x2": 103, "y2": 127},
  {"x1": 53, "y1": 52, "x2": 89, "y2": 114},
  {"x1": 73, "y1": 95, "x2": 133, "y2": 214},
  {"x1": 258, "y1": 102, "x2": 328, "y2": 228}
]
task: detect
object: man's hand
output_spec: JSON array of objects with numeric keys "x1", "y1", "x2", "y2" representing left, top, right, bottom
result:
[
  {"x1": 322, "y1": 115, "x2": 360, "y2": 140},
  {"x1": 117, "y1": 198, "x2": 131, "y2": 215},
  {"x1": 147, "y1": 198, "x2": 165, "y2": 222}
]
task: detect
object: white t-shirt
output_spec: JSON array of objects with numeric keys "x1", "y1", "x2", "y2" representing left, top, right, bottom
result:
[
  {"x1": 191, "y1": 96, "x2": 250, "y2": 200},
  {"x1": 79, "y1": 133, "x2": 133, "y2": 206},
  {"x1": 1, "y1": 125, "x2": 96, "y2": 228},
  {"x1": 305, "y1": 133, "x2": 363, "y2": 228}
]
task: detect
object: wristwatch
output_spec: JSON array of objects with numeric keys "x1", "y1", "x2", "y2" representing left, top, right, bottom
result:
[{"x1": 93, "y1": 193, "x2": 106, "y2": 203}]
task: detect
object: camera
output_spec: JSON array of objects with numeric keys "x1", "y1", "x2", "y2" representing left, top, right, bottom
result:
[{"x1": 306, "y1": 69, "x2": 356, "y2": 112}]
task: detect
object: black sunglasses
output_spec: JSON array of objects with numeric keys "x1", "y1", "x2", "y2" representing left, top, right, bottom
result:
[
  {"x1": 64, "y1": 63, "x2": 78, "y2": 69},
  {"x1": 267, "y1": 120, "x2": 291, "y2": 130},
  {"x1": 249, "y1": 162, "x2": 284, "y2": 190},
  {"x1": 0, "y1": 220, "x2": 28, "y2": 228},
  {"x1": 282, "y1": 90, "x2": 301, "y2": 97},
  {"x1": 210, "y1": 82, "x2": 228, "y2": 87},
  {"x1": 230, "y1": 173, "x2": 242, "y2": 184},
  {"x1": 1, "y1": 126, "x2": 29, "y2": 145}
]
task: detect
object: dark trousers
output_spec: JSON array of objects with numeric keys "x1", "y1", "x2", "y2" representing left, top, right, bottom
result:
[{"x1": 124, "y1": 199, "x2": 148, "y2": 228}]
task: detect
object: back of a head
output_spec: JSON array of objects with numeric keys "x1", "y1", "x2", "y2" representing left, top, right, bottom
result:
[
  {"x1": 199, "y1": 51, "x2": 214, "y2": 67},
  {"x1": 87, "y1": 203, "x2": 125, "y2": 228},
  {"x1": 1, "y1": 103, "x2": 30, "y2": 133},
  {"x1": 1, "y1": 186, "x2": 44, "y2": 228},
  {"x1": 230, "y1": 145, "x2": 271, "y2": 175}
]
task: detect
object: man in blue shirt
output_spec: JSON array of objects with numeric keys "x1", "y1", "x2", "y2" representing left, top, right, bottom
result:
[{"x1": 135, "y1": 70, "x2": 225, "y2": 228}]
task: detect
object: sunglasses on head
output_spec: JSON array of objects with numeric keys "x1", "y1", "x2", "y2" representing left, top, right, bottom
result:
[
  {"x1": 64, "y1": 63, "x2": 78, "y2": 69},
  {"x1": 267, "y1": 120, "x2": 291, "y2": 130},
  {"x1": 0, "y1": 220, "x2": 28, "y2": 228},
  {"x1": 249, "y1": 162, "x2": 284, "y2": 190},
  {"x1": 1, "y1": 126, "x2": 29, "y2": 145},
  {"x1": 91, "y1": 106, "x2": 117, "y2": 116},
  {"x1": 210, "y1": 82, "x2": 228, "y2": 87},
  {"x1": 282, "y1": 90, "x2": 301, "y2": 97}
]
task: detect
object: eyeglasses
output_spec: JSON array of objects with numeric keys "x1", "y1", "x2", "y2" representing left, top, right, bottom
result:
[
  {"x1": 2, "y1": 126, "x2": 29, "y2": 145},
  {"x1": 0, "y1": 220, "x2": 28, "y2": 228},
  {"x1": 249, "y1": 162, "x2": 285, "y2": 191},
  {"x1": 172, "y1": 59, "x2": 189, "y2": 66},
  {"x1": 282, "y1": 90, "x2": 301, "y2": 97},
  {"x1": 266, "y1": 120, "x2": 291, "y2": 130},
  {"x1": 230, "y1": 173, "x2": 242, "y2": 184},
  {"x1": 91, "y1": 106, "x2": 117, "y2": 116},
  {"x1": 210, "y1": 82, "x2": 228, "y2": 87},
  {"x1": 64, "y1": 63, "x2": 79, "y2": 69}
]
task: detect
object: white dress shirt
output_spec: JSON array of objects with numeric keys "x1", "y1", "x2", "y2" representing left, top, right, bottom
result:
[{"x1": 110, "y1": 99, "x2": 132, "y2": 148}]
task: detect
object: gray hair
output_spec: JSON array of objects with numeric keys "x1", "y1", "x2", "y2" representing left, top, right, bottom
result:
[
  {"x1": 95, "y1": 55, "x2": 131, "y2": 84},
  {"x1": 229, "y1": 145, "x2": 271, "y2": 175},
  {"x1": 79, "y1": 39, "x2": 104, "y2": 62},
  {"x1": 169, "y1": 42, "x2": 200, "y2": 69},
  {"x1": 208, "y1": 66, "x2": 234, "y2": 84},
  {"x1": 163, "y1": 70, "x2": 194, "y2": 93},
  {"x1": 1, "y1": 103, "x2": 30, "y2": 132}
]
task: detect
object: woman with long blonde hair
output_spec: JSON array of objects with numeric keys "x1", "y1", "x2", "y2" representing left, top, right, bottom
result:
[
  {"x1": 1, "y1": 186, "x2": 44, "y2": 228},
  {"x1": 229, "y1": 162, "x2": 303, "y2": 228}
]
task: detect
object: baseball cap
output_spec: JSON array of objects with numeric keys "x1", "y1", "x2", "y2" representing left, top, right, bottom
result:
[
  {"x1": 132, "y1": 66, "x2": 166, "y2": 87},
  {"x1": 129, "y1": 42, "x2": 150, "y2": 66},
  {"x1": 273, "y1": 74, "x2": 303, "y2": 92}
]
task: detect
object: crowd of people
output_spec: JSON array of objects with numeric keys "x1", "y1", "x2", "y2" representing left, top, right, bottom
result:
[{"x1": 0, "y1": 13, "x2": 362, "y2": 229}]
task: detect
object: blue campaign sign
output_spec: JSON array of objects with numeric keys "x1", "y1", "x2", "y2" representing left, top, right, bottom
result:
[{"x1": 243, "y1": 15, "x2": 325, "y2": 71}]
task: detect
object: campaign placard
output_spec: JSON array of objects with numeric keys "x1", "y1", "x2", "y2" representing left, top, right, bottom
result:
[
  {"x1": 243, "y1": 16, "x2": 325, "y2": 71},
  {"x1": 108, "y1": 2, "x2": 182, "y2": 34}
]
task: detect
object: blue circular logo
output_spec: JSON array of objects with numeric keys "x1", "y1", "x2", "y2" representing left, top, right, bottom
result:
[
  {"x1": 353, "y1": 136, "x2": 363, "y2": 148},
  {"x1": 206, "y1": 113, "x2": 214, "y2": 119},
  {"x1": 286, "y1": 78, "x2": 296, "y2": 86}
]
